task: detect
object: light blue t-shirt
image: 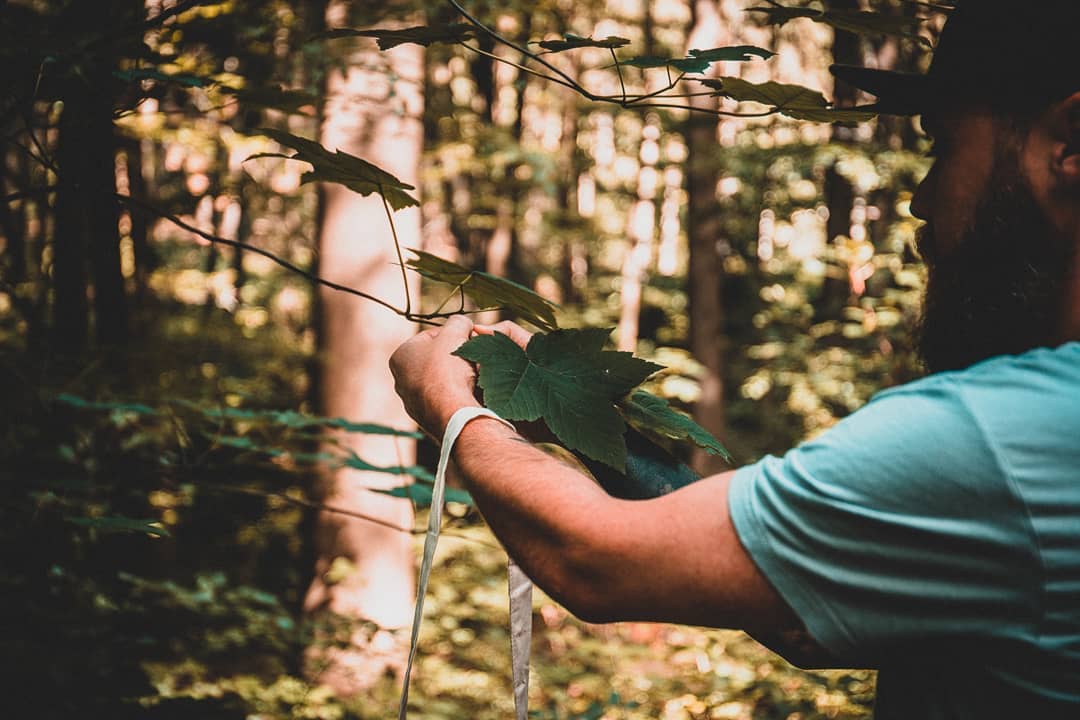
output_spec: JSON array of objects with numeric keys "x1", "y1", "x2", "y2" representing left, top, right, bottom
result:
[{"x1": 729, "y1": 342, "x2": 1080, "y2": 719}]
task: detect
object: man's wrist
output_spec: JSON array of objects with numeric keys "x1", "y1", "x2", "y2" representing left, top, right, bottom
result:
[{"x1": 434, "y1": 398, "x2": 483, "y2": 437}]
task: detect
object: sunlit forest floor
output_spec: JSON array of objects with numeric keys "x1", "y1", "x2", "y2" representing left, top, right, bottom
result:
[{"x1": 372, "y1": 524, "x2": 877, "y2": 720}]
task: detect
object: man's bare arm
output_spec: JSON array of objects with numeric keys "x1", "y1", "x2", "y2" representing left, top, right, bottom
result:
[{"x1": 390, "y1": 316, "x2": 834, "y2": 664}]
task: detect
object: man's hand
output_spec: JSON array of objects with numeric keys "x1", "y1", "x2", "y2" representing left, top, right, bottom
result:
[
  {"x1": 389, "y1": 315, "x2": 482, "y2": 438},
  {"x1": 475, "y1": 320, "x2": 533, "y2": 349}
]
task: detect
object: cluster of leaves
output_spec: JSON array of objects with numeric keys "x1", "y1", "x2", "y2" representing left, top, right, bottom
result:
[{"x1": 456, "y1": 328, "x2": 729, "y2": 471}]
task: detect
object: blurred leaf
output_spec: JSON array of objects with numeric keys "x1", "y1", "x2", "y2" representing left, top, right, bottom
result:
[
  {"x1": 342, "y1": 454, "x2": 435, "y2": 482},
  {"x1": 322, "y1": 24, "x2": 477, "y2": 50},
  {"x1": 782, "y1": 106, "x2": 878, "y2": 123},
  {"x1": 747, "y1": 6, "x2": 929, "y2": 46},
  {"x1": 113, "y1": 67, "x2": 208, "y2": 87},
  {"x1": 220, "y1": 85, "x2": 318, "y2": 114},
  {"x1": 454, "y1": 329, "x2": 663, "y2": 470},
  {"x1": 688, "y1": 45, "x2": 776, "y2": 62},
  {"x1": 406, "y1": 249, "x2": 559, "y2": 331},
  {"x1": 618, "y1": 390, "x2": 732, "y2": 463},
  {"x1": 623, "y1": 45, "x2": 773, "y2": 74},
  {"x1": 374, "y1": 482, "x2": 474, "y2": 508},
  {"x1": 192, "y1": 404, "x2": 422, "y2": 438},
  {"x1": 701, "y1": 76, "x2": 828, "y2": 110},
  {"x1": 701, "y1": 77, "x2": 877, "y2": 122},
  {"x1": 67, "y1": 516, "x2": 170, "y2": 538},
  {"x1": 537, "y1": 33, "x2": 630, "y2": 52},
  {"x1": 253, "y1": 128, "x2": 418, "y2": 210},
  {"x1": 55, "y1": 394, "x2": 157, "y2": 416}
]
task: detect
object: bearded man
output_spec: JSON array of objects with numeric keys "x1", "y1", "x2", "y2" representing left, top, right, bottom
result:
[{"x1": 389, "y1": 1, "x2": 1080, "y2": 717}]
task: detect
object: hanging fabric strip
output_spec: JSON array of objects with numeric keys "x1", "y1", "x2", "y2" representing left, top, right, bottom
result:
[
  {"x1": 398, "y1": 406, "x2": 527, "y2": 720},
  {"x1": 508, "y1": 558, "x2": 533, "y2": 720}
]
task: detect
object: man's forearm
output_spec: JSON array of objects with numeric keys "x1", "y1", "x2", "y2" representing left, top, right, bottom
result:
[{"x1": 450, "y1": 416, "x2": 620, "y2": 621}]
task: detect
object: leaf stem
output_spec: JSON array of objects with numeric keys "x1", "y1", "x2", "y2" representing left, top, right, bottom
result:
[
  {"x1": 610, "y1": 48, "x2": 627, "y2": 103},
  {"x1": 379, "y1": 189, "x2": 412, "y2": 318}
]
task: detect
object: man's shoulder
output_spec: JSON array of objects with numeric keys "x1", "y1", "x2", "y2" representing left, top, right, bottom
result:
[{"x1": 868, "y1": 342, "x2": 1080, "y2": 463}]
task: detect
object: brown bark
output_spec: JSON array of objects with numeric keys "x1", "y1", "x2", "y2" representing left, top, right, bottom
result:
[
  {"x1": 685, "y1": 0, "x2": 731, "y2": 475},
  {"x1": 302, "y1": 5, "x2": 423, "y2": 696}
]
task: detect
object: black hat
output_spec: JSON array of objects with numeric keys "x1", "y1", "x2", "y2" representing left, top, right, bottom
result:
[{"x1": 830, "y1": 0, "x2": 1080, "y2": 116}]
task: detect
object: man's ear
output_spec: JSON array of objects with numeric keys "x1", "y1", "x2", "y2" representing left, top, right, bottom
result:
[{"x1": 1056, "y1": 91, "x2": 1080, "y2": 183}]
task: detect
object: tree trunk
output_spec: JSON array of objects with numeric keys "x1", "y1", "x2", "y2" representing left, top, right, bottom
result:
[
  {"x1": 52, "y1": 90, "x2": 91, "y2": 355},
  {"x1": 685, "y1": 0, "x2": 730, "y2": 475},
  {"x1": 302, "y1": 5, "x2": 423, "y2": 696},
  {"x1": 820, "y1": 0, "x2": 862, "y2": 320}
]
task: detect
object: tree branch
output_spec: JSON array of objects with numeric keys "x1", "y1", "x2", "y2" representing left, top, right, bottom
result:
[{"x1": 199, "y1": 481, "x2": 499, "y2": 549}]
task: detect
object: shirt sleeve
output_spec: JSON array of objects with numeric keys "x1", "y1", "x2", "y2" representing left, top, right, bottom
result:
[{"x1": 728, "y1": 376, "x2": 1041, "y2": 665}]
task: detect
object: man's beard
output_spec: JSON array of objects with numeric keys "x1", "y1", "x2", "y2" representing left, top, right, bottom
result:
[{"x1": 916, "y1": 150, "x2": 1073, "y2": 374}]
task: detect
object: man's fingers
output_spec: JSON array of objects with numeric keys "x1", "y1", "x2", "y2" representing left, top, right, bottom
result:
[
  {"x1": 476, "y1": 321, "x2": 534, "y2": 349},
  {"x1": 439, "y1": 314, "x2": 475, "y2": 344}
]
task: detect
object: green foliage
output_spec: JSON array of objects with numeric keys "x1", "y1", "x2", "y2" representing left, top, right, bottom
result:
[
  {"x1": 252, "y1": 128, "x2": 419, "y2": 210},
  {"x1": 374, "y1": 482, "x2": 474, "y2": 508},
  {"x1": 455, "y1": 329, "x2": 662, "y2": 470},
  {"x1": 323, "y1": 23, "x2": 478, "y2": 49},
  {"x1": 618, "y1": 390, "x2": 732, "y2": 464},
  {"x1": 536, "y1": 33, "x2": 631, "y2": 53},
  {"x1": 406, "y1": 249, "x2": 560, "y2": 331}
]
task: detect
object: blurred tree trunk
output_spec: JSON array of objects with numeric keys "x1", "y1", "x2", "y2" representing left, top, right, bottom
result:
[
  {"x1": 684, "y1": 0, "x2": 730, "y2": 475},
  {"x1": 820, "y1": 0, "x2": 861, "y2": 320},
  {"x1": 617, "y1": 117, "x2": 659, "y2": 351},
  {"x1": 124, "y1": 138, "x2": 151, "y2": 306},
  {"x1": 302, "y1": 3, "x2": 422, "y2": 696}
]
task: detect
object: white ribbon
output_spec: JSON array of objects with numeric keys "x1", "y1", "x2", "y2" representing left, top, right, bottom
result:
[{"x1": 398, "y1": 406, "x2": 533, "y2": 720}]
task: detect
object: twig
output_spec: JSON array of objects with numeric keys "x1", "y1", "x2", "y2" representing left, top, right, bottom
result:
[
  {"x1": 610, "y1": 48, "x2": 627, "y2": 103},
  {"x1": 380, "y1": 190, "x2": 412, "y2": 318},
  {"x1": 448, "y1": 0, "x2": 585, "y2": 94},
  {"x1": 117, "y1": 193, "x2": 472, "y2": 325},
  {"x1": 200, "y1": 481, "x2": 500, "y2": 549},
  {"x1": 459, "y1": 43, "x2": 577, "y2": 93},
  {"x1": 116, "y1": 193, "x2": 424, "y2": 322},
  {"x1": 3, "y1": 185, "x2": 58, "y2": 203}
]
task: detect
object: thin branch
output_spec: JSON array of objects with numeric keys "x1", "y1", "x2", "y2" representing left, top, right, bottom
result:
[
  {"x1": 200, "y1": 481, "x2": 500, "y2": 549},
  {"x1": 380, "y1": 190, "x2": 412, "y2": 318},
  {"x1": 3, "y1": 185, "x2": 58, "y2": 203},
  {"x1": 448, "y1": 0, "x2": 586, "y2": 94},
  {"x1": 624, "y1": 72, "x2": 687, "y2": 105},
  {"x1": 140, "y1": 0, "x2": 214, "y2": 32},
  {"x1": 117, "y1": 193, "x2": 471, "y2": 325},
  {"x1": 116, "y1": 193, "x2": 427, "y2": 322},
  {"x1": 459, "y1": 43, "x2": 578, "y2": 93},
  {"x1": 610, "y1": 48, "x2": 627, "y2": 103}
]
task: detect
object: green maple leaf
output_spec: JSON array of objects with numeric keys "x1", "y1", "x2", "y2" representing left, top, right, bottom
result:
[
  {"x1": 618, "y1": 390, "x2": 732, "y2": 464},
  {"x1": 454, "y1": 329, "x2": 663, "y2": 470},
  {"x1": 253, "y1": 128, "x2": 418, "y2": 210},
  {"x1": 537, "y1": 33, "x2": 630, "y2": 53},
  {"x1": 406, "y1": 249, "x2": 559, "y2": 331},
  {"x1": 322, "y1": 24, "x2": 477, "y2": 50}
]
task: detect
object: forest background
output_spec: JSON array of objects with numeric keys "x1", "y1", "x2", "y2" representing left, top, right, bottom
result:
[{"x1": 0, "y1": 0, "x2": 943, "y2": 717}]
